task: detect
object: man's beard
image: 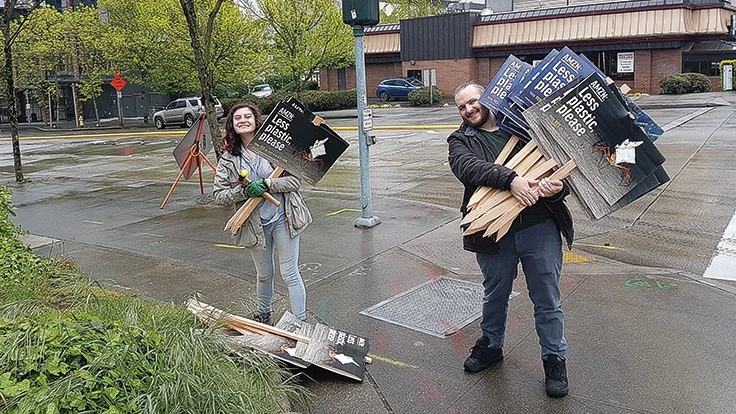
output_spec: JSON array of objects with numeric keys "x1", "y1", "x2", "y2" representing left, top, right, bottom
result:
[{"x1": 464, "y1": 105, "x2": 490, "y2": 128}]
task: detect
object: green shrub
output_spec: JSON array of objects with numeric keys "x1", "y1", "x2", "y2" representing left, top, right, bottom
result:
[
  {"x1": 0, "y1": 187, "x2": 44, "y2": 286},
  {"x1": 222, "y1": 90, "x2": 357, "y2": 117},
  {"x1": 681, "y1": 72, "x2": 712, "y2": 93},
  {"x1": 408, "y1": 87, "x2": 444, "y2": 106},
  {"x1": 659, "y1": 73, "x2": 712, "y2": 94},
  {"x1": 659, "y1": 75, "x2": 688, "y2": 94},
  {"x1": 0, "y1": 187, "x2": 309, "y2": 413}
]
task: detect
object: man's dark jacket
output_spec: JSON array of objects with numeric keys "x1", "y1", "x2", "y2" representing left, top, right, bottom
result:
[{"x1": 447, "y1": 124, "x2": 574, "y2": 254}]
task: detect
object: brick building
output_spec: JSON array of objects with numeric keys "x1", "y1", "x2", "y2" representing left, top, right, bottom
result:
[{"x1": 321, "y1": 0, "x2": 736, "y2": 96}]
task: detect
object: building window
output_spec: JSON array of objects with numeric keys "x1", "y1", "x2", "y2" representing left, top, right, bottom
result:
[
  {"x1": 606, "y1": 51, "x2": 635, "y2": 82},
  {"x1": 682, "y1": 61, "x2": 719, "y2": 76},
  {"x1": 407, "y1": 70, "x2": 422, "y2": 81}
]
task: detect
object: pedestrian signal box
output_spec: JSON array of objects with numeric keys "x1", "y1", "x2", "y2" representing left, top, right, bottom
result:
[{"x1": 342, "y1": 0, "x2": 380, "y2": 26}]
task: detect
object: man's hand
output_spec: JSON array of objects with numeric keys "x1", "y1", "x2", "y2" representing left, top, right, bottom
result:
[
  {"x1": 243, "y1": 179, "x2": 269, "y2": 198},
  {"x1": 510, "y1": 176, "x2": 539, "y2": 207},
  {"x1": 537, "y1": 178, "x2": 563, "y2": 198}
]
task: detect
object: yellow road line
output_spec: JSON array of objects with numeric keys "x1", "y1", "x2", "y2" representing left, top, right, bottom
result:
[
  {"x1": 562, "y1": 250, "x2": 596, "y2": 263},
  {"x1": 574, "y1": 243, "x2": 622, "y2": 251},
  {"x1": 366, "y1": 353, "x2": 419, "y2": 369},
  {"x1": 1, "y1": 125, "x2": 460, "y2": 141},
  {"x1": 215, "y1": 243, "x2": 245, "y2": 249},
  {"x1": 0, "y1": 131, "x2": 183, "y2": 141},
  {"x1": 325, "y1": 208, "x2": 362, "y2": 216}
]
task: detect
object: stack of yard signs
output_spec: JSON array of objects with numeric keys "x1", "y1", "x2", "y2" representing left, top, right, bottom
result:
[
  {"x1": 478, "y1": 48, "x2": 668, "y2": 220},
  {"x1": 523, "y1": 73, "x2": 669, "y2": 219}
]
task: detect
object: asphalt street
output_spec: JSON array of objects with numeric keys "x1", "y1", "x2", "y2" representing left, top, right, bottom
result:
[{"x1": 2, "y1": 91, "x2": 736, "y2": 413}]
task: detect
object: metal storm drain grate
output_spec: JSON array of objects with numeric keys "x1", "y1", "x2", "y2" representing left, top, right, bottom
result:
[{"x1": 360, "y1": 277, "x2": 519, "y2": 338}]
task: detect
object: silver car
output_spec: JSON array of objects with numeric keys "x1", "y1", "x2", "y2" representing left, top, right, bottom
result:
[
  {"x1": 153, "y1": 97, "x2": 224, "y2": 129},
  {"x1": 250, "y1": 84, "x2": 274, "y2": 98}
]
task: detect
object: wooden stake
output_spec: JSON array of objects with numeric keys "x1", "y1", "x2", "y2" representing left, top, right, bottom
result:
[{"x1": 186, "y1": 299, "x2": 311, "y2": 344}]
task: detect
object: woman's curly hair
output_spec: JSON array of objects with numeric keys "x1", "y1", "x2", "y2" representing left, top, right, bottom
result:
[{"x1": 222, "y1": 103, "x2": 264, "y2": 157}]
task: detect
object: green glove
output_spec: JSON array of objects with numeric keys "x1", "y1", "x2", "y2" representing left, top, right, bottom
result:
[{"x1": 244, "y1": 179, "x2": 269, "y2": 198}]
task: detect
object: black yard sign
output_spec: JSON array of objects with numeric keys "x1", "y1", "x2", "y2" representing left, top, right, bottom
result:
[{"x1": 248, "y1": 100, "x2": 349, "y2": 186}]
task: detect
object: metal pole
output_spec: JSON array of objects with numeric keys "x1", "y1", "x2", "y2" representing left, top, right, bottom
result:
[
  {"x1": 353, "y1": 25, "x2": 380, "y2": 229},
  {"x1": 25, "y1": 90, "x2": 31, "y2": 125},
  {"x1": 71, "y1": 83, "x2": 79, "y2": 128},
  {"x1": 48, "y1": 89, "x2": 53, "y2": 127},
  {"x1": 116, "y1": 90, "x2": 124, "y2": 127}
]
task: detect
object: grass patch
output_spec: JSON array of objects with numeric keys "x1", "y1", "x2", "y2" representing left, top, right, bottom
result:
[{"x1": 0, "y1": 186, "x2": 309, "y2": 413}]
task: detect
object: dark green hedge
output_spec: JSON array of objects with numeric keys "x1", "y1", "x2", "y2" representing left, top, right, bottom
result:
[
  {"x1": 659, "y1": 73, "x2": 711, "y2": 94},
  {"x1": 408, "y1": 87, "x2": 444, "y2": 106},
  {"x1": 221, "y1": 89, "x2": 357, "y2": 117}
]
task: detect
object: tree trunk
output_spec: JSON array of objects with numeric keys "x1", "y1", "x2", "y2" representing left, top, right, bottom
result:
[
  {"x1": 179, "y1": 0, "x2": 224, "y2": 160},
  {"x1": 92, "y1": 93, "x2": 100, "y2": 125},
  {"x1": 141, "y1": 85, "x2": 150, "y2": 125},
  {"x1": 3, "y1": 2, "x2": 24, "y2": 182}
]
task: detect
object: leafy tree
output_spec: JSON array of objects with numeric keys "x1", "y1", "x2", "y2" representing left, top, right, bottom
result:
[
  {"x1": 63, "y1": 5, "x2": 111, "y2": 125},
  {"x1": 99, "y1": 0, "x2": 193, "y2": 125},
  {"x1": 11, "y1": 5, "x2": 66, "y2": 126},
  {"x1": 243, "y1": 0, "x2": 354, "y2": 93},
  {"x1": 2, "y1": 0, "x2": 45, "y2": 182},
  {"x1": 379, "y1": 0, "x2": 444, "y2": 23},
  {"x1": 179, "y1": 0, "x2": 265, "y2": 158}
]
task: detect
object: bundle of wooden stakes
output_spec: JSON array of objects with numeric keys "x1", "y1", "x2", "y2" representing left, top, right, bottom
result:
[
  {"x1": 461, "y1": 136, "x2": 577, "y2": 240},
  {"x1": 223, "y1": 166, "x2": 285, "y2": 233},
  {"x1": 187, "y1": 298, "x2": 311, "y2": 343}
]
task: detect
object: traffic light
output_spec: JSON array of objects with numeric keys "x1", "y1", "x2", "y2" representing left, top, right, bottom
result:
[{"x1": 342, "y1": 0, "x2": 380, "y2": 26}]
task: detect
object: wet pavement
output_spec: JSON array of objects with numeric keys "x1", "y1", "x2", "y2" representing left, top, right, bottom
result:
[{"x1": 3, "y1": 91, "x2": 736, "y2": 413}]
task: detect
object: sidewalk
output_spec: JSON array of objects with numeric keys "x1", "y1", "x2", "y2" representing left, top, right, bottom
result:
[{"x1": 14, "y1": 181, "x2": 736, "y2": 414}]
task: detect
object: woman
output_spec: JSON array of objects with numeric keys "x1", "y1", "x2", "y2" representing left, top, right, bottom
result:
[{"x1": 213, "y1": 103, "x2": 312, "y2": 323}]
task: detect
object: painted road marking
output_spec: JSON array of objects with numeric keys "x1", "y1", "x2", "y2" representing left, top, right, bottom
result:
[
  {"x1": 214, "y1": 243, "x2": 245, "y2": 249},
  {"x1": 366, "y1": 353, "x2": 419, "y2": 369},
  {"x1": 142, "y1": 232, "x2": 164, "y2": 238},
  {"x1": 703, "y1": 210, "x2": 736, "y2": 282},
  {"x1": 1, "y1": 125, "x2": 461, "y2": 141},
  {"x1": 573, "y1": 242, "x2": 622, "y2": 250},
  {"x1": 1, "y1": 131, "x2": 184, "y2": 141},
  {"x1": 83, "y1": 220, "x2": 103, "y2": 225},
  {"x1": 325, "y1": 208, "x2": 362, "y2": 216},
  {"x1": 563, "y1": 250, "x2": 595, "y2": 263}
]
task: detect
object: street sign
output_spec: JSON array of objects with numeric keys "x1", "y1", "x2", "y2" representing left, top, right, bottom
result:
[
  {"x1": 110, "y1": 71, "x2": 127, "y2": 91},
  {"x1": 362, "y1": 108, "x2": 373, "y2": 131}
]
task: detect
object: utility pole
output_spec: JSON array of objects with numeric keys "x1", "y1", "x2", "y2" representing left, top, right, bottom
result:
[{"x1": 343, "y1": 0, "x2": 381, "y2": 229}]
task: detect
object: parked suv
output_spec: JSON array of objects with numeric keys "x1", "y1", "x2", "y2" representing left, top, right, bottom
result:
[
  {"x1": 153, "y1": 97, "x2": 224, "y2": 129},
  {"x1": 375, "y1": 77, "x2": 424, "y2": 101}
]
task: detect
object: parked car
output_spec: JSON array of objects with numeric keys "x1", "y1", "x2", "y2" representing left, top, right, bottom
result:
[
  {"x1": 153, "y1": 97, "x2": 223, "y2": 129},
  {"x1": 250, "y1": 84, "x2": 274, "y2": 98},
  {"x1": 375, "y1": 77, "x2": 424, "y2": 101}
]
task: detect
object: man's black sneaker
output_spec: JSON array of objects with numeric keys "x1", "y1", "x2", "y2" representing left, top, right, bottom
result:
[
  {"x1": 543, "y1": 355, "x2": 569, "y2": 397},
  {"x1": 463, "y1": 336, "x2": 503, "y2": 372}
]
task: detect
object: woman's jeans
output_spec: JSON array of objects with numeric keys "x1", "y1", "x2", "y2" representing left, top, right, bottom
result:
[
  {"x1": 249, "y1": 216, "x2": 307, "y2": 321},
  {"x1": 475, "y1": 218, "x2": 567, "y2": 359}
]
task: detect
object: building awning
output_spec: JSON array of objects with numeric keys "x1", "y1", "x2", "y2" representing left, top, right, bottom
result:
[
  {"x1": 365, "y1": 32, "x2": 401, "y2": 54},
  {"x1": 473, "y1": 7, "x2": 734, "y2": 49}
]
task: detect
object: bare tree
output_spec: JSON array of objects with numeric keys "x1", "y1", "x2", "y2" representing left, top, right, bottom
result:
[
  {"x1": 2, "y1": 0, "x2": 43, "y2": 182},
  {"x1": 179, "y1": 0, "x2": 225, "y2": 159}
]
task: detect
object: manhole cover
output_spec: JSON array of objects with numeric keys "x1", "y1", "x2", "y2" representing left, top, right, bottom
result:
[{"x1": 360, "y1": 277, "x2": 519, "y2": 338}]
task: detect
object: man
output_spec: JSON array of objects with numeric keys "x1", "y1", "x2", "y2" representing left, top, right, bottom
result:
[{"x1": 447, "y1": 82, "x2": 574, "y2": 397}]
